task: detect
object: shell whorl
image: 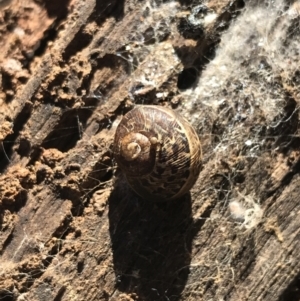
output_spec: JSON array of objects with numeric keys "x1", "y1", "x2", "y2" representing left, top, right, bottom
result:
[
  {"x1": 113, "y1": 105, "x2": 202, "y2": 201},
  {"x1": 117, "y1": 131, "x2": 158, "y2": 176}
]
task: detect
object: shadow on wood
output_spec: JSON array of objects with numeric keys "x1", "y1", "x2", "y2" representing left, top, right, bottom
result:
[{"x1": 108, "y1": 174, "x2": 203, "y2": 300}]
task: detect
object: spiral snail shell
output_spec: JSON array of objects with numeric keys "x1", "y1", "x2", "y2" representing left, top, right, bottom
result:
[{"x1": 113, "y1": 105, "x2": 202, "y2": 201}]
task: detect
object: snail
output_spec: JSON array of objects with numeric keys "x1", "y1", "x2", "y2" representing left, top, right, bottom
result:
[{"x1": 113, "y1": 105, "x2": 202, "y2": 201}]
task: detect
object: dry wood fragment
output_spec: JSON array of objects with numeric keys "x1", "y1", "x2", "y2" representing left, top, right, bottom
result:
[{"x1": 1, "y1": 0, "x2": 300, "y2": 300}]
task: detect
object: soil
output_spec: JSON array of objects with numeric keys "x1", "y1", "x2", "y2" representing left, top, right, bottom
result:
[{"x1": 1, "y1": 0, "x2": 300, "y2": 301}]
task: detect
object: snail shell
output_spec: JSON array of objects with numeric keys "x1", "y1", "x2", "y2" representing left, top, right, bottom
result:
[{"x1": 113, "y1": 105, "x2": 202, "y2": 200}]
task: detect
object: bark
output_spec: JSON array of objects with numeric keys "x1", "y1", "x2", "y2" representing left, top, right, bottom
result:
[{"x1": 0, "y1": 0, "x2": 300, "y2": 300}]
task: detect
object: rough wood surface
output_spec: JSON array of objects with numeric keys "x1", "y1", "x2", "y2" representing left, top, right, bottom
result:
[{"x1": 1, "y1": 0, "x2": 300, "y2": 300}]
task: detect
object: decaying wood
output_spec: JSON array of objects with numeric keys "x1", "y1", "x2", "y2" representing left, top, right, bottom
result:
[{"x1": 1, "y1": 0, "x2": 300, "y2": 300}]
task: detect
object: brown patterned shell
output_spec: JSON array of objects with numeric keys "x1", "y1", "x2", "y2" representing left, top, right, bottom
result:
[{"x1": 113, "y1": 105, "x2": 202, "y2": 201}]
